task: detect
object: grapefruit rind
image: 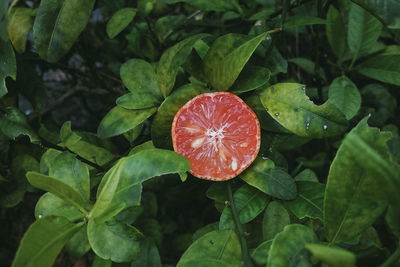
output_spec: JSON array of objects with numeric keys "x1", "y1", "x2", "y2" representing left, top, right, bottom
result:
[{"x1": 171, "y1": 92, "x2": 261, "y2": 181}]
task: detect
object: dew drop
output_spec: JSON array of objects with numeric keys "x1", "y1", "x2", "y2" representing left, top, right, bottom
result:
[
  {"x1": 274, "y1": 112, "x2": 280, "y2": 117},
  {"x1": 323, "y1": 125, "x2": 328, "y2": 131},
  {"x1": 305, "y1": 122, "x2": 310, "y2": 129},
  {"x1": 302, "y1": 85, "x2": 306, "y2": 91},
  {"x1": 38, "y1": 214, "x2": 43, "y2": 219}
]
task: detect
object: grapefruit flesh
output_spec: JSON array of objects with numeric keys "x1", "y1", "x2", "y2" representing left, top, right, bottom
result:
[{"x1": 172, "y1": 92, "x2": 261, "y2": 181}]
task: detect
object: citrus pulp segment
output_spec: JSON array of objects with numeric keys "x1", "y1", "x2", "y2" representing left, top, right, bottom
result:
[{"x1": 171, "y1": 92, "x2": 261, "y2": 181}]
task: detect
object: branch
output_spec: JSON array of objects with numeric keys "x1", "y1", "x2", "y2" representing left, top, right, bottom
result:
[{"x1": 227, "y1": 181, "x2": 253, "y2": 267}]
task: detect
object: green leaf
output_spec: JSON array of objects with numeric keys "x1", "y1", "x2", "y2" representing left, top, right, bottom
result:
[
  {"x1": 120, "y1": 59, "x2": 162, "y2": 100},
  {"x1": 260, "y1": 83, "x2": 348, "y2": 138},
  {"x1": 294, "y1": 169, "x2": 319, "y2": 182},
  {"x1": 130, "y1": 239, "x2": 162, "y2": 267},
  {"x1": 32, "y1": 0, "x2": 95, "y2": 62},
  {"x1": 350, "y1": 0, "x2": 400, "y2": 29},
  {"x1": 177, "y1": 230, "x2": 242, "y2": 267},
  {"x1": 285, "y1": 181, "x2": 325, "y2": 220},
  {"x1": 251, "y1": 240, "x2": 272, "y2": 265},
  {"x1": 128, "y1": 140, "x2": 155, "y2": 156},
  {"x1": 154, "y1": 15, "x2": 185, "y2": 44},
  {"x1": 192, "y1": 222, "x2": 219, "y2": 241},
  {"x1": 106, "y1": 8, "x2": 137, "y2": 39},
  {"x1": 151, "y1": 83, "x2": 208, "y2": 148},
  {"x1": 241, "y1": 158, "x2": 297, "y2": 200},
  {"x1": 356, "y1": 53, "x2": 400, "y2": 86},
  {"x1": 262, "y1": 201, "x2": 290, "y2": 240},
  {"x1": 116, "y1": 92, "x2": 161, "y2": 109},
  {"x1": 203, "y1": 31, "x2": 271, "y2": 91},
  {"x1": 92, "y1": 255, "x2": 112, "y2": 267},
  {"x1": 284, "y1": 16, "x2": 327, "y2": 28},
  {"x1": 90, "y1": 149, "x2": 190, "y2": 222},
  {"x1": 328, "y1": 76, "x2": 361, "y2": 120},
  {"x1": 87, "y1": 218, "x2": 143, "y2": 262},
  {"x1": 230, "y1": 66, "x2": 270, "y2": 94},
  {"x1": 7, "y1": 7, "x2": 34, "y2": 53},
  {"x1": 12, "y1": 216, "x2": 84, "y2": 267},
  {"x1": 48, "y1": 151, "x2": 90, "y2": 201},
  {"x1": 35, "y1": 192, "x2": 84, "y2": 221},
  {"x1": 348, "y1": 2, "x2": 382, "y2": 62},
  {"x1": 306, "y1": 243, "x2": 356, "y2": 267},
  {"x1": 97, "y1": 106, "x2": 157, "y2": 139},
  {"x1": 219, "y1": 184, "x2": 269, "y2": 230},
  {"x1": 60, "y1": 122, "x2": 116, "y2": 167},
  {"x1": 288, "y1": 58, "x2": 327, "y2": 81},
  {"x1": 157, "y1": 34, "x2": 208, "y2": 98},
  {"x1": 324, "y1": 118, "x2": 394, "y2": 244},
  {"x1": 66, "y1": 224, "x2": 91, "y2": 259},
  {"x1": 163, "y1": 0, "x2": 240, "y2": 12},
  {"x1": 267, "y1": 224, "x2": 317, "y2": 267},
  {"x1": 361, "y1": 84, "x2": 397, "y2": 127},
  {"x1": 0, "y1": 107, "x2": 39, "y2": 142},
  {"x1": 0, "y1": 38, "x2": 16, "y2": 97},
  {"x1": 326, "y1": 6, "x2": 347, "y2": 61},
  {"x1": 27, "y1": 172, "x2": 89, "y2": 214}
]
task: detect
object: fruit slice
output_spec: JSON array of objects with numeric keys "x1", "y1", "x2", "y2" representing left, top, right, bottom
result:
[{"x1": 172, "y1": 92, "x2": 261, "y2": 181}]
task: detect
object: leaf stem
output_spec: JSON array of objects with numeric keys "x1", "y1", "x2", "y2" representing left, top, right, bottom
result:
[
  {"x1": 380, "y1": 244, "x2": 400, "y2": 267},
  {"x1": 227, "y1": 181, "x2": 253, "y2": 267}
]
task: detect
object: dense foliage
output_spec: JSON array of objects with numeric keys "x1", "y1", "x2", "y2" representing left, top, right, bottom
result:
[{"x1": 1, "y1": 0, "x2": 400, "y2": 266}]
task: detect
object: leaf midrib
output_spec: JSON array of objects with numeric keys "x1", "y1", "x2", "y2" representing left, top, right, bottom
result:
[{"x1": 47, "y1": 0, "x2": 68, "y2": 57}]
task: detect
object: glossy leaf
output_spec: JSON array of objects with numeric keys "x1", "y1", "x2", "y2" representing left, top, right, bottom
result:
[
  {"x1": 356, "y1": 53, "x2": 400, "y2": 86},
  {"x1": 157, "y1": 34, "x2": 208, "y2": 98},
  {"x1": 219, "y1": 184, "x2": 269, "y2": 229},
  {"x1": 306, "y1": 243, "x2": 356, "y2": 267},
  {"x1": 26, "y1": 172, "x2": 89, "y2": 214},
  {"x1": 12, "y1": 216, "x2": 84, "y2": 267},
  {"x1": 251, "y1": 240, "x2": 272, "y2": 265},
  {"x1": 97, "y1": 106, "x2": 157, "y2": 139},
  {"x1": 326, "y1": 6, "x2": 347, "y2": 61},
  {"x1": 288, "y1": 58, "x2": 326, "y2": 81},
  {"x1": 324, "y1": 118, "x2": 394, "y2": 244},
  {"x1": 0, "y1": 107, "x2": 38, "y2": 142},
  {"x1": 151, "y1": 83, "x2": 207, "y2": 148},
  {"x1": 262, "y1": 201, "x2": 290, "y2": 240},
  {"x1": 177, "y1": 230, "x2": 241, "y2": 267},
  {"x1": 33, "y1": 0, "x2": 95, "y2": 62},
  {"x1": 120, "y1": 59, "x2": 162, "y2": 100},
  {"x1": 106, "y1": 8, "x2": 137, "y2": 38},
  {"x1": 35, "y1": 192, "x2": 84, "y2": 221},
  {"x1": 90, "y1": 149, "x2": 190, "y2": 222},
  {"x1": 60, "y1": 122, "x2": 115, "y2": 167},
  {"x1": 203, "y1": 31, "x2": 270, "y2": 91},
  {"x1": 0, "y1": 38, "x2": 16, "y2": 97},
  {"x1": 116, "y1": 92, "x2": 161, "y2": 109},
  {"x1": 87, "y1": 219, "x2": 143, "y2": 262},
  {"x1": 285, "y1": 181, "x2": 325, "y2": 220},
  {"x1": 348, "y1": 2, "x2": 382, "y2": 62},
  {"x1": 230, "y1": 66, "x2": 270, "y2": 94},
  {"x1": 328, "y1": 76, "x2": 361, "y2": 120},
  {"x1": 260, "y1": 83, "x2": 348, "y2": 138},
  {"x1": 267, "y1": 224, "x2": 317, "y2": 267},
  {"x1": 241, "y1": 158, "x2": 297, "y2": 200},
  {"x1": 7, "y1": 7, "x2": 34, "y2": 53}
]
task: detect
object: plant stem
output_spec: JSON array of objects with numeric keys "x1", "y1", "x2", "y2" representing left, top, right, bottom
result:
[
  {"x1": 227, "y1": 181, "x2": 253, "y2": 267},
  {"x1": 380, "y1": 244, "x2": 400, "y2": 267}
]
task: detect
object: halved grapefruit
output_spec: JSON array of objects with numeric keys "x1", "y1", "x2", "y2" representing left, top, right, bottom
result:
[{"x1": 171, "y1": 92, "x2": 261, "y2": 181}]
